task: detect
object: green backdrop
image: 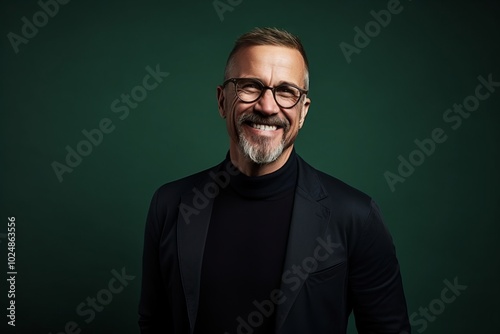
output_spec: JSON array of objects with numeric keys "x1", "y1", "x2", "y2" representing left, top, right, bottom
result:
[{"x1": 1, "y1": 0, "x2": 499, "y2": 333}]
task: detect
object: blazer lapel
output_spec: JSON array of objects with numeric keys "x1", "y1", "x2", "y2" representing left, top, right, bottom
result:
[
  {"x1": 275, "y1": 157, "x2": 331, "y2": 330},
  {"x1": 176, "y1": 171, "x2": 217, "y2": 333}
]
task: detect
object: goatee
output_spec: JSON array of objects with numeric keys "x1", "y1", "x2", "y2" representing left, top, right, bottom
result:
[{"x1": 237, "y1": 113, "x2": 290, "y2": 164}]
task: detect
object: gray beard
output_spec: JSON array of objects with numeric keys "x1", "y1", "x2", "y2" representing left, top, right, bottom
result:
[{"x1": 239, "y1": 132, "x2": 285, "y2": 164}]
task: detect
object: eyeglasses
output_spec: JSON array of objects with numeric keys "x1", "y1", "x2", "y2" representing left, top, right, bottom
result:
[{"x1": 222, "y1": 78, "x2": 308, "y2": 109}]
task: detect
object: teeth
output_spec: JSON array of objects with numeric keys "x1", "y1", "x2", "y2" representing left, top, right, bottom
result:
[{"x1": 251, "y1": 123, "x2": 277, "y2": 131}]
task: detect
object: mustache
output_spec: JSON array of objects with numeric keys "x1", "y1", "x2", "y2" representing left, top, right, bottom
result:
[{"x1": 238, "y1": 113, "x2": 290, "y2": 130}]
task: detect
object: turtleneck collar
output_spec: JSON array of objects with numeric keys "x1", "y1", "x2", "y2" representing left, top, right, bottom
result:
[{"x1": 224, "y1": 149, "x2": 298, "y2": 200}]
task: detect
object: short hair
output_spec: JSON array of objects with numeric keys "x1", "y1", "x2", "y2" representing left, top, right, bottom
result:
[{"x1": 224, "y1": 27, "x2": 309, "y2": 90}]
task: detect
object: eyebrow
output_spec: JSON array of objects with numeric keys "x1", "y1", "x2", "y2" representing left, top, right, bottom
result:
[{"x1": 241, "y1": 77, "x2": 302, "y2": 88}]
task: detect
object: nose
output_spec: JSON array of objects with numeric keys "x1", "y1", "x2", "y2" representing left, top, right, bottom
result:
[{"x1": 254, "y1": 88, "x2": 279, "y2": 115}]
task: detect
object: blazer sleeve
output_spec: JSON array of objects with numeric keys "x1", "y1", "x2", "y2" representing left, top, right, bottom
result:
[
  {"x1": 138, "y1": 190, "x2": 172, "y2": 333},
  {"x1": 349, "y1": 200, "x2": 411, "y2": 333}
]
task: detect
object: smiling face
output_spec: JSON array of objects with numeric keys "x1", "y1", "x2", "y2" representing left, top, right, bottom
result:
[{"x1": 217, "y1": 45, "x2": 311, "y2": 175}]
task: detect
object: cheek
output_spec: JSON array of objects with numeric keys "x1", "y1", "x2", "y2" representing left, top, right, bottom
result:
[
  {"x1": 231, "y1": 103, "x2": 253, "y2": 124},
  {"x1": 226, "y1": 102, "x2": 247, "y2": 136},
  {"x1": 285, "y1": 110, "x2": 301, "y2": 130}
]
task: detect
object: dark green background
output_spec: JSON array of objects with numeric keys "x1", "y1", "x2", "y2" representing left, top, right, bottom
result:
[{"x1": 1, "y1": 0, "x2": 499, "y2": 333}]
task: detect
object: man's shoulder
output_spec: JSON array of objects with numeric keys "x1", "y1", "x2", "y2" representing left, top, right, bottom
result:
[
  {"x1": 154, "y1": 163, "x2": 222, "y2": 200},
  {"x1": 296, "y1": 155, "x2": 374, "y2": 217},
  {"x1": 316, "y1": 167, "x2": 371, "y2": 202}
]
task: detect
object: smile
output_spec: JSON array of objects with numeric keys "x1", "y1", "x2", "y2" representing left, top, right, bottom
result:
[{"x1": 248, "y1": 122, "x2": 279, "y2": 131}]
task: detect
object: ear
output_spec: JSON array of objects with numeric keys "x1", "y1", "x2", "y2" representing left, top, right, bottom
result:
[
  {"x1": 298, "y1": 96, "x2": 311, "y2": 129},
  {"x1": 217, "y1": 85, "x2": 226, "y2": 118}
]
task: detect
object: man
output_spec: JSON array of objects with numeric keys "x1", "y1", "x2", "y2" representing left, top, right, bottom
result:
[{"x1": 139, "y1": 27, "x2": 410, "y2": 334}]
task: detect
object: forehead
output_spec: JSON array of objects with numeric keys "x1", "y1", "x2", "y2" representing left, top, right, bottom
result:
[{"x1": 230, "y1": 45, "x2": 306, "y2": 86}]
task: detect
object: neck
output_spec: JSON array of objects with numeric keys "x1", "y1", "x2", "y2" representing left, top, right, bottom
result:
[{"x1": 229, "y1": 142, "x2": 294, "y2": 177}]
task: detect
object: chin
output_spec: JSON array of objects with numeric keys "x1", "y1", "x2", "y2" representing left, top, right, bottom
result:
[{"x1": 239, "y1": 134, "x2": 285, "y2": 164}]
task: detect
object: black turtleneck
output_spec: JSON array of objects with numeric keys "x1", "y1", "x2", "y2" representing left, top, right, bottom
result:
[{"x1": 194, "y1": 150, "x2": 298, "y2": 334}]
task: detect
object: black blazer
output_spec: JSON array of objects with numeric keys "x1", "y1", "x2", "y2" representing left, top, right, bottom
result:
[{"x1": 139, "y1": 155, "x2": 410, "y2": 333}]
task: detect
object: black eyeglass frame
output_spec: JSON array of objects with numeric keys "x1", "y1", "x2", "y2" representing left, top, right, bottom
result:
[{"x1": 222, "y1": 77, "x2": 309, "y2": 109}]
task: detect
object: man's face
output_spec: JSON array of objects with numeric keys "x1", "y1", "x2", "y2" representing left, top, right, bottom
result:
[{"x1": 217, "y1": 45, "x2": 310, "y2": 165}]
